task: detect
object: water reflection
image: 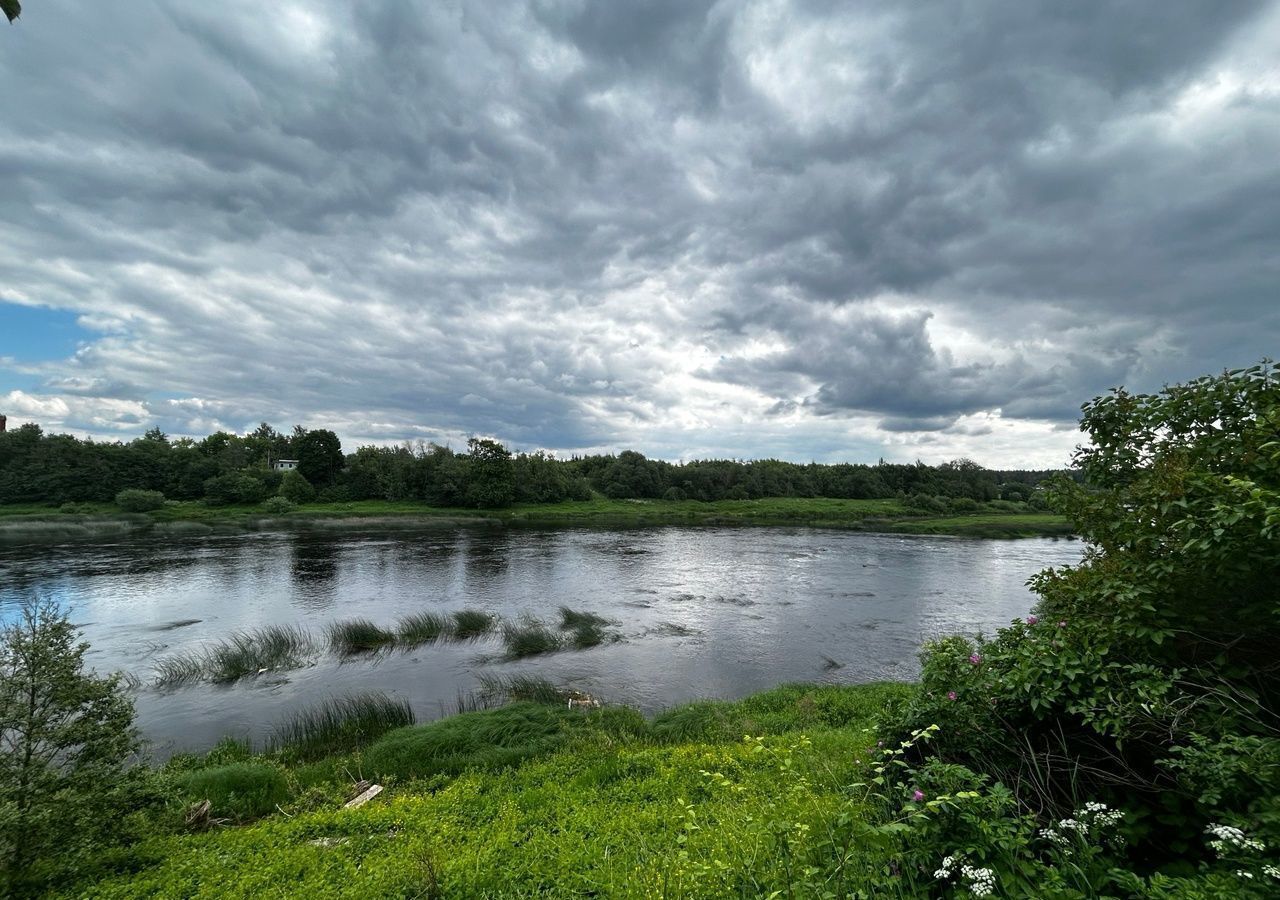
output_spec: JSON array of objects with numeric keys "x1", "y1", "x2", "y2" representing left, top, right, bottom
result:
[{"x1": 0, "y1": 527, "x2": 1083, "y2": 755}]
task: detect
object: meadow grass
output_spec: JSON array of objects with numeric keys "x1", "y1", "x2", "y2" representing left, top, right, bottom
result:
[
  {"x1": 267, "y1": 692, "x2": 415, "y2": 762},
  {"x1": 326, "y1": 618, "x2": 397, "y2": 654},
  {"x1": 73, "y1": 683, "x2": 915, "y2": 898},
  {"x1": 501, "y1": 619, "x2": 563, "y2": 658},
  {"x1": 396, "y1": 611, "x2": 453, "y2": 646},
  {"x1": 451, "y1": 609, "x2": 495, "y2": 639}
]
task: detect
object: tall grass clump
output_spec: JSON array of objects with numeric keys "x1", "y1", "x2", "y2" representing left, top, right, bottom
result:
[
  {"x1": 326, "y1": 618, "x2": 396, "y2": 654},
  {"x1": 363, "y1": 702, "x2": 575, "y2": 780},
  {"x1": 152, "y1": 652, "x2": 205, "y2": 687},
  {"x1": 476, "y1": 673, "x2": 568, "y2": 705},
  {"x1": 557, "y1": 606, "x2": 610, "y2": 629},
  {"x1": 451, "y1": 609, "x2": 495, "y2": 640},
  {"x1": 173, "y1": 762, "x2": 290, "y2": 823},
  {"x1": 558, "y1": 606, "x2": 617, "y2": 649},
  {"x1": 502, "y1": 619, "x2": 563, "y2": 658},
  {"x1": 205, "y1": 625, "x2": 313, "y2": 682},
  {"x1": 397, "y1": 611, "x2": 453, "y2": 646},
  {"x1": 268, "y1": 692, "x2": 414, "y2": 762}
]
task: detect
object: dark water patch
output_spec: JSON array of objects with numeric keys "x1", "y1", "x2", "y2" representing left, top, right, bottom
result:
[{"x1": 153, "y1": 618, "x2": 202, "y2": 631}]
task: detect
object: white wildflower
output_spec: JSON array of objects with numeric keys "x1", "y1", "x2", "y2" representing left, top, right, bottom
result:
[
  {"x1": 1057, "y1": 817, "x2": 1089, "y2": 837},
  {"x1": 934, "y1": 855, "x2": 958, "y2": 880},
  {"x1": 1236, "y1": 870, "x2": 1254, "y2": 879},
  {"x1": 1206, "y1": 823, "x2": 1265, "y2": 855},
  {"x1": 1263, "y1": 864, "x2": 1280, "y2": 880},
  {"x1": 960, "y1": 864, "x2": 996, "y2": 897}
]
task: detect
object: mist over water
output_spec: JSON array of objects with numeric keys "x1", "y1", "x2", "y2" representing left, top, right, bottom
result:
[{"x1": 0, "y1": 527, "x2": 1083, "y2": 756}]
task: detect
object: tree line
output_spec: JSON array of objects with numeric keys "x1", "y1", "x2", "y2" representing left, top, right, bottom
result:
[{"x1": 0, "y1": 421, "x2": 1063, "y2": 509}]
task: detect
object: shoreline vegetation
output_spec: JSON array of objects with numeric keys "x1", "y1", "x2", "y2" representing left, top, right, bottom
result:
[{"x1": 0, "y1": 496, "x2": 1073, "y2": 543}]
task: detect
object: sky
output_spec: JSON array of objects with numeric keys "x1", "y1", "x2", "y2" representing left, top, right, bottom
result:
[{"x1": 1, "y1": 1, "x2": 1278, "y2": 468}]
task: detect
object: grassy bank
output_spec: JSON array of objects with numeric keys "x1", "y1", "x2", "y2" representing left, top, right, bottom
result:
[
  {"x1": 61, "y1": 682, "x2": 914, "y2": 898},
  {"x1": 0, "y1": 497, "x2": 1071, "y2": 541}
]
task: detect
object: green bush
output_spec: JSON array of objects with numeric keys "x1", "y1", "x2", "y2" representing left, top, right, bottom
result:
[
  {"x1": 896, "y1": 362, "x2": 1280, "y2": 880},
  {"x1": 277, "y1": 469, "x2": 316, "y2": 504},
  {"x1": 260, "y1": 496, "x2": 296, "y2": 514},
  {"x1": 114, "y1": 488, "x2": 165, "y2": 512},
  {"x1": 173, "y1": 762, "x2": 290, "y2": 822},
  {"x1": 202, "y1": 472, "x2": 270, "y2": 506}
]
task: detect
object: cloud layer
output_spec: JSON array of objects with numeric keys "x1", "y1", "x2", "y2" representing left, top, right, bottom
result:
[{"x1": 2, "y1": 1, "x2": 1278, "y2": 467}]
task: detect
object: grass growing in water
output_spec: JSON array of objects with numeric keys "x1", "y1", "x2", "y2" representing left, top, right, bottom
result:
[
  {"x1": 326, "y1": 618, "x2": 397, "y2": 654},
  {"x1": 476, "y1": 673, "x2": 569, "y2": 705},
  {"x1": 451, "y1": 609, "x2": 495, "y2": 639},
  {"x1": 267, "y1": 692, "x2": 415, "y2": 762},
  {"x1": 502, "y1": 619, "x2": 563, "y2": 658},
  {"x1": 558, "y1": 606, "x2": 610, "y2": 629},
  {"x1": 396, "y1": 611, "x2": 453, "y2": 646},
  {"x1": 152, "y1": 652, "x2": 205, "y2": 687}
]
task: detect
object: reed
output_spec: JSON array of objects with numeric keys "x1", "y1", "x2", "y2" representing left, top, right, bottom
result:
[
  {"x1": 267, "y1": 692, "x2": 414, "y2": 761},
  {"x1": 205, "y1": 624, "x2": 314, "y2": 683},
  {"x1": 152, "y1": 652, "x2": 205, "y2": 687},
  {"x1": 557, "y1": 606, "x2": 610, "y2": 629},
  {"x1": 501, "y1": 619, "x2": 563, "y2": 658},
  {"x1": 326, "y1": 618, "x2": 397, "y2": 654},
  {"x1": 396, "y1": 611, "x2": 453, "y2": 646},
  {"x1": 476, "y1": 673, "x2": 568, "y2": 705},
  {"x1": 451, "y1": 609, "x2": 495, "y2": 640}
]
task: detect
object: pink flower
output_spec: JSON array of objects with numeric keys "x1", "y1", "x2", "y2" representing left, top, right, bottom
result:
[
  {"x1": 912, "y1": 790, "x2": 924, "y2": 802},
  {"x1": 969, "y1": 654, "x2": 982, "y2": 665},
  {"x1": 1058, "y1": 620, "x2": 1067, "y2": 628},
  {"x1": 1026, "y1": 615, "x2": 1039, "y2": 625},
  {"x1": 947, "y1": 691, "x2": 958, "y2": 701}
]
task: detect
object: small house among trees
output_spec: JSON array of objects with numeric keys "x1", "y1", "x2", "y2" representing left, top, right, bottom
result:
[{"x1": 271, "y1": 458, "x2": 299, "y2": 471}]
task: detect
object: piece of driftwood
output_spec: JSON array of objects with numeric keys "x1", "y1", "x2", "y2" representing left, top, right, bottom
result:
[
  {"x1": 185, "y1": 798, "x2": 212, "y2": 828},
  {"x1": 343, "y1": 783, "x2": 384, "y2": 809}
]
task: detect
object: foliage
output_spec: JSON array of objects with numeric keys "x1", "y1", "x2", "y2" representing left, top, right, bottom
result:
[
  {"x1": 173, "y1": 762, "x2": 290, "y2": 823},
  {"x1": 0, "y1": 601, "x2": 145, "y2": 895},
  {"x1": 464, "y1": 437, "x2": 516, "y2": 508},
  {"x1": 897, "y1": 362, "x2": 1280, "y2": 883},
  {"x1": 500, "y1": 619, "x2": 563, "y2": 658},
  {"x1": 114, "y1": 488, "x2": 166, "y2": 512},
  {"x1": 260, "y1": 495, "x2": 296, "y2": 514},
  {"x1": 295, "y1": 430, "x2": 344, "y2": 487},
  {"x1": 325, "y1": 619, "x2": 396, "y2": 654},
  {"x1": 277, "y1": 469, "x2": 316, "y2": 504},
  {"x1": 2, "y1": 1, "x2": 19, "y2": 25}
]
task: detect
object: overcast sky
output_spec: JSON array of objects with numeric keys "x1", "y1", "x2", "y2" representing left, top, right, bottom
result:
[{"x1": 2, "y1": 1, "x2": 1277, "y2": 468}]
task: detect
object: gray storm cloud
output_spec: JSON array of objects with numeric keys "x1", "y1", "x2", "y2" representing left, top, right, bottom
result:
[{"x1": 1, "y1": 0, "x2": 1277, "y2": 467}]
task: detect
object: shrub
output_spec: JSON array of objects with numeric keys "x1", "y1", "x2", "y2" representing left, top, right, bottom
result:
[
  {"x1": 0, "y1": 601, "x2": 145, "y2": 894},
  {"x1": 173, "y1": 762, "x2": 290, "y2": 823},
  {"x1": 897, "y1": 362, "x2": 1280, "y2": 871},
  {"x1": 277, "y1": 469, "x2": 316, "y2": 504},
  {"x1": 260, "y1": 496, "x2": 296, "y2": 514},
  {"x1": 115, "y1": 488, "x2": 166, "y2": 512},
  {"x1": 203, "y1": 472, "x2": 270, "y2": 506}
]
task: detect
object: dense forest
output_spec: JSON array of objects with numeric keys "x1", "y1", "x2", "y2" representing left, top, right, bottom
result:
[{"x1": 0, "y1": 421, "x2": 1063, "y2": 509}]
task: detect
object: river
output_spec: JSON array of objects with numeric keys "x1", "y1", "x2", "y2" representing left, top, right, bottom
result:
[{"x1": 0, "y1": 526, "x2": 1083, "y2": 755}]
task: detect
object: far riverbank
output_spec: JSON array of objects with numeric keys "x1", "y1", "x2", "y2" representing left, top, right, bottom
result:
[{"x1": 0, "y1": 497, "x2": 1072, "y2": 544}]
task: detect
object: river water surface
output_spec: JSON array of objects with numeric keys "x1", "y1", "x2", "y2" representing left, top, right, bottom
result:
[{"x1": 0, "y1": 526, "x2": 1082, "y2": 755}]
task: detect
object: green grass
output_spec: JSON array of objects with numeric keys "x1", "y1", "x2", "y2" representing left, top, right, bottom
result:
[
  {"x1": 68, "y1": 682, "x2": 914, "y2": 898},
  {"x1": 267, "y1": 693, "x2": 415, "y2": 762},
  {"x1": 557, "y1": 606, "x2": 612, "y2": 628},
  {"x1": 0, "y1": 496, "x2": 1072, "y2": 539},
  {"x1": 451, "y1": 609, "x2": 495, "y2": 639},
  {"x1": 325, "y1": 619, "x2": 396, "y2": 654},
  {"x1": 395, "y1": 611, "x2": 452, "y2": 646},
  {"x1": 501, "y1": 619, "x2": 564, "y2": 658},
  {"x1": 153, "y1": 625, "x2": 314, "y2": 686},
  {"x1": 475, "y1": 673, "x2": 571, "y2": 705},
  {"x1": 172, "y1": 762, "x2": 290, "y2": 824}
]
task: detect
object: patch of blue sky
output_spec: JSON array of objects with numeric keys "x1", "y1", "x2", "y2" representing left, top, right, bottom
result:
[{"x1": 0, "y1": 301, "x2": 91, "y2": 362}]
